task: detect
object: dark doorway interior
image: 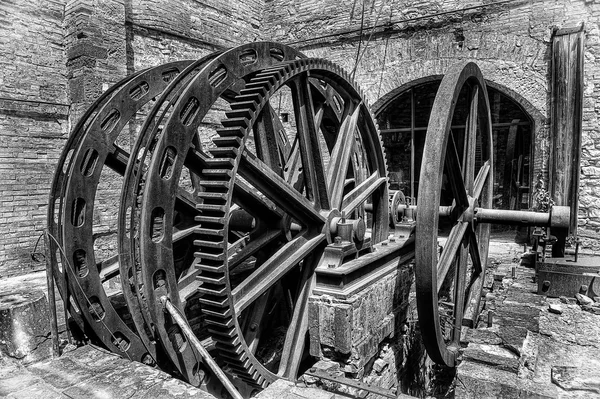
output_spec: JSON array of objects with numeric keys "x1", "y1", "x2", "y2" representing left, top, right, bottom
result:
[{"x1": 376, "y1": 80, "x2": 533, "y2": 218}]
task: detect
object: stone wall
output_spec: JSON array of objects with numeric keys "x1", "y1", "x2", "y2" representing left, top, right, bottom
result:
[{"x1": 263, "y1": 0, "x2": 600, "y2": 249}]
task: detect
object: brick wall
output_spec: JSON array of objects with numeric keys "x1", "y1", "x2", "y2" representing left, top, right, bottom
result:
[
  {"x1": 0, "y1": 0, "x2": 264, "y2": 277},
  {"x1": 0, "y1": 0, "x2": 68, "y2": 277},
  {"x1": 263, "y1": 0, "x2": 600, "y2": 249}
]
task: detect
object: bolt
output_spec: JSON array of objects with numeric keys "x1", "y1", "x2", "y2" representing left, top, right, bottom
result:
[
  {"x1": 250, "y1": 323, "x2": 258, "y2": 332},
  {"x1": 334, "y1": 236, "x2": 342, "y2": 244},
  {"x1": 328, "y1": 263, "x2": 336, "y2": 269},
  {"x1": 381, "y1": 240, "x2": 388, "y2": 246},
  {"x1": 580, "y1": 284, "x2": 589, "y2": 294},
  {"x1": 511, "y1": 266, "x2": 516, "y2": 278},
  {"x1": 310, "y1": 367, "x2": 316, "y2": 373}
]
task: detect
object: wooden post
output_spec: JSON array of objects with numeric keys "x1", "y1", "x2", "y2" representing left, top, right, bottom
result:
[{"x1": 549, "y1": 24, "x2": 584, "y2": 256}]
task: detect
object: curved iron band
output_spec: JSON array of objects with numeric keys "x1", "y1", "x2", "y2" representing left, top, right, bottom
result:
[
  {"x1": 137, "y1": 42, "x2": 305, "y2": 385},
  {"x1": 47, "y1": 70, "x2": 148, "y2": 334},
  {"x1": 415, "y1": 62, "x2": 494, "y2": 367},
  {"x1": 59, "y1": 61, "x2": 194, "y2": 362},
  {"x1": 118, "y1": 54, "x2": 221, "y2": 367}
]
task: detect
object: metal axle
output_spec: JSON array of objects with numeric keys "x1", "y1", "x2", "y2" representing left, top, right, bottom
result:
[{"x1": 391, "y1": 203, "x2": 571, "y2": 229}]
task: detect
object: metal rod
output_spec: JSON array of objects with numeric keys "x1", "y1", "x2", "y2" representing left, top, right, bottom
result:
[
  {"x1": 44, "y1": 232, "x2": 61, "y2": 357},
  {"x1": 410, "y1": 88, "x2": 415, "y2": 201},
  {"x1": 160, "y1": 296, "x2": 243, "y2": 399},
  {"x1": 474, "y1": 208, "x2": 551, "y2": 226}
]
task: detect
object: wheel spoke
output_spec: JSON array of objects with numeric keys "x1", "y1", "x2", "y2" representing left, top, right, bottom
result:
[
  {"x1": 278, "y1": 265, "x2": 316, "y2": 378},
  {"x1": 451, "y1": 244, "x2": 469, "y2": 346},
  {"x1": 437, "y1": 221, "x2": 469, "y2": 292},
  {"x1": 446, "y1": 133, "x2": 469, "y2": 208},
  {"x1": 228, "y1": 229, "x2": 283, "y2": 271},
  {"x1": 341, "y1": 171, "x2": 386, "y2": 215},
  {"x1": 242, "y1": 293, "x2": 270, "y2": 355},
  {"x1": 186, "y1": 148, "x2": 284, "y2": 221},
  {"x1": 327, "y1": 102, "x2": 361, "y2": 210},
  {"x1": 283, "y1": 137, "x2": 302, "y2": 184},
  {"x1": 232, "y1": 233, "x2": 326, "y2": 314},
  {"x1": 462, "y1": 86, "x2": 479, "y2": 193},
  {"x1": 468, "y1": 229, "x2": 483, "y2": 275},
  {"x1": 178, "y1": 259, "x2": 202, "y2": 302},
  {"x1": 473, "y1": 160, "x2": 491, "y2": 202},
  {"x1": 289, "y1": 73, "x2": 329, "y2": 210},
  {"x1": 253, "y1": 104, "x2": 285, "y2": 176},
  {"x1": 239, "y1": 152, "x2": 326, "y2": 225},
  {"x1": 98, "y1": 255, "x2": 120, "y2": 282}
]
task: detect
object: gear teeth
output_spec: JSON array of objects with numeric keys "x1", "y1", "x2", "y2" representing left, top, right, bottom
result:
[
  {"x1": 196, "y1": 191, "x2": 227, "y2": 203},
  {"x1": 194, "y1": 226, "x2": 225, "y2": 237},
  {"x1": 198, "y1": 295, "x2": 229, "y2": 307},
  {"x1": 229, "y1": 99, "x2": 258, "y2": 110},
  {"x1": 224, "y1": 108, "x2": 252, "y2": 120},
  {"x1": 193, "y1": 57, "x2": 389, "y2": 389},
  {"x1": 221, "y1": 117, "x2": 247, "y2": 128},
  {"x1": 197, "y1": 284, "x2": 228, "y2": 296},
  {"x1": 195, "y1": 204, "x2": 227, "y2": 214},
  {"x1": 234, "y1": 93, "x2": 262, "y2": 103},
  {"x1": 216, "y1": 126, "x2": 246, "y2": 138},
  {"x1": 212, "y1": 136, "x2": 242, "y2": 148},
  {"x1": 203, "y1": 157, "x2": 235, "y2": 168},
  {"x1": 210, "y1": 146, "x2": 239, "y2": 158},
  {"x1": 194, "y1": 237, "x2": 224, "y2": 247},
  {"x1": 196, "y1": 273, "x2": 226, "y2": 285},
  {"x1": 194, "y1": 264, "x2": 226, "y2": 276}
]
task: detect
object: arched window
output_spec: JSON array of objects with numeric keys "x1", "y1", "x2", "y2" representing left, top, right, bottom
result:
[{"x1": 376, "y1": 80, "x2": 533, "y2": 211}]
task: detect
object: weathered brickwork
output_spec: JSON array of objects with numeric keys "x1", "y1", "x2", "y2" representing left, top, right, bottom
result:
[
  {"x1": 0, "y1": 0, "x2": 68, "y2": 276},
  {"x1": 263, "y1": 0, "x2": 600, "y2": 249},
  {"x1": 130, "y1": 0, "x2": 264, "y2": 49},
  {"x1": 0, "y1": 0, "x2": 262, "y2": 276}
]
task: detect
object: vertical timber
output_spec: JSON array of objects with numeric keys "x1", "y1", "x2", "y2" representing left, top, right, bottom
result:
[{"x1": 549, "y1": 24, "x2": 584, "y2": 255}]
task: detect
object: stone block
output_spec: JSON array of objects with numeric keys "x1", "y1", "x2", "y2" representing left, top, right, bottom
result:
[
  {"x1": 462, "y1": 343, "x2": 520, "y2": 373},
  {"x1": 0, "y1": 290, "x2": 52, "y2": 364}
]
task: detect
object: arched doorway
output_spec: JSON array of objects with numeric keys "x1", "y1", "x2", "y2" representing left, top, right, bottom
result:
[{"x1": 375, "y1": 79, "x2": 534, "y2": 214}]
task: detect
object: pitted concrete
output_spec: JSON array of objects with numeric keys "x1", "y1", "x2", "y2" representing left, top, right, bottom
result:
[{"x1": 0, "y1": 344, "x2": 216, "y2": 399}]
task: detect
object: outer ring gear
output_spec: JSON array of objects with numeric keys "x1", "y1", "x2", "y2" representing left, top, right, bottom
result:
[{"x1": 194, "y1": 58, "x2": 389, "y2": 387}]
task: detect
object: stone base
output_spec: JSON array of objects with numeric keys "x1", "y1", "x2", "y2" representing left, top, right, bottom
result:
[{"x1": 0, "y1": 290, "x2": 52, "y2": 364}]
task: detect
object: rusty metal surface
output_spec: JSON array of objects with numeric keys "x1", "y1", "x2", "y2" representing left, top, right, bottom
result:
[
  {"x1": 47, "y1": 42, "x2": 586, "y2": 398},
  {"x1": 303, "y1": 367, "x2": 417, "y2": 398},
  {"x1": 537, "y1": 257, "x2": 600, "y2": 298},
  {"x1": 160, "y1": 57, "x2": 389, "y2": 387},
  {"x1": 415, "y1": 62, "x2": 494, "y2": 367}
]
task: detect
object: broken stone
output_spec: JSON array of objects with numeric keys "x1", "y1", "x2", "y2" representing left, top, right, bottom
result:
[
  {"x1": 372, "y1": 358, "x2": 387, "y2": 374},
  {"x1": 551, "y1": 365, "x2": 600, "y2": 393},
  {"x1": 559, "y1": 296, "x2": 569, "y2": 304},
  {"x1": 548, "y1": 304, "x2": 563, "y2": 315},
  {"x1": 575, "y1": 293, "x2": 594, "y2": 306}
]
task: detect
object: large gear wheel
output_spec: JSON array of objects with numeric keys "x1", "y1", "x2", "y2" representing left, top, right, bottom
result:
[{"x1": 191, "y1": 59, "x2": 390, "y2": 387}]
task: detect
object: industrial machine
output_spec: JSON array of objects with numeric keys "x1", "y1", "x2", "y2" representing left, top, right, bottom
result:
[{"x1": 46, "y1": 42, "x2": 575, "y2": 397}]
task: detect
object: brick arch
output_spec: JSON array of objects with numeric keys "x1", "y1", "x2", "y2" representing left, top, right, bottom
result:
[
  {"x1": 372, "y1": 71, "x2": 548, "y2": 198},
  {"x1": 372, "y1": 69, "x2": 545, "y2": 126}
]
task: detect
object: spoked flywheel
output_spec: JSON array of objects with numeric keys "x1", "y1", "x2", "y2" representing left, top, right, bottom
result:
[{"x1": 415, "y1": 62, "x2": 493, "y2": 367}]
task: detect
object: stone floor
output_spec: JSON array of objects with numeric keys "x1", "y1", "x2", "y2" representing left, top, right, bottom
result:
[
  {"x1": 456, "y1": 238, "x2": 600, "y2": 398},
  {"x1": 1, "y1": 233, "x2": 599, "y2": 398},
  {"x1": 0, "y1": 344, "x2": 215, "y2": 399}
]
